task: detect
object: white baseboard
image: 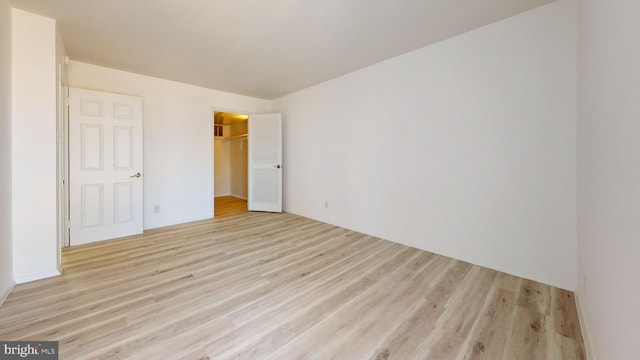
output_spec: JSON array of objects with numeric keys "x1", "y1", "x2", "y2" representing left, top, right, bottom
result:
[
  {"x1": 0, "y1": 280, "x2": 15, "y2": 306},
  {"x1": 292, "y1": 210, "x2": 578, "y2": 291},
  {"x1": 575, "y1": 293, "x2": 596, "y2": 360},
  {"x1": 14, "y1": 270, "x2": 61, "y2": 284},
  {"x1": 145, "y1": 214, "x2": 214, "y2": 231},
  {"x1": 230, "y1": 193, "x2": 247, "y2": 200},
  {"x1": 215, "y1": 193, "x2": 247, "y2": 200},
  {"x1": 476, "y1": 262, "x2": 576, "y2": 291}
]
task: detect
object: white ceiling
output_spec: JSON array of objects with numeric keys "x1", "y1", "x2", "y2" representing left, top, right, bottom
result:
[{"x1": 10, "y1": 0, "x2": 555, "y2": 99}]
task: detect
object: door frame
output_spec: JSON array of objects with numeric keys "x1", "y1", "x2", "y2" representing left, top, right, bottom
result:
[
  {"x1": 60, "y1": 84, "x2": 71, "y2": 250},
  {"x1": 210, "y1": 106, "x2": 250, "y2": 217},
  {"x1": 57, "y1": 65, "x2": 69, "y2": 257}
]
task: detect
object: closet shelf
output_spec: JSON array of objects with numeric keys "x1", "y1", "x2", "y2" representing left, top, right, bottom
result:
[{"x1": 214, "y1": 134, "x2": 247, "y2": 141}]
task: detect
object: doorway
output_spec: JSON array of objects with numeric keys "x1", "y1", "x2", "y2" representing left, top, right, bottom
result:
[{"x1": 213, "y1": 111, "x2": 249, "y2": 216}]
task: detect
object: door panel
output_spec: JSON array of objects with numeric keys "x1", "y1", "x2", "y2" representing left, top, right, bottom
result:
[
  {"x1": 248, "y1": 113, "x2": 282, "y2": 212},
  {"x1": 114, "y1": 126, "x2": 134, "y2": 169},
  {"x1": 114, "y1": 182, "x2": 133, "y2": 223},
  {"x1": 70, "y1": 88, "x2": 143, "y2": 246},
  {"x1": 81, "y1": 124, "x2": 103, "y2": 170},
  {"x1": 81, "y1": 184, "x2": 103, "y2": 228}
]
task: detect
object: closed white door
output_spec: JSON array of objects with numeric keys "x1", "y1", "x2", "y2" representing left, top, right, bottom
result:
[
  {"x1": 69, "y1": 88, "x2": 144, "y2": 246},
  {"x1": 248, "y1": 113, "x2": 282, "y2": 212}
]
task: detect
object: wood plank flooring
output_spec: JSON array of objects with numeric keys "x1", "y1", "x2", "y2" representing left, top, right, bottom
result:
[
  {"x1": 215, "y1": 196, "x2": 248, "y2": 216},
  {"x1": 0, "y1": 212, "x2": 585, "y2": 359}
]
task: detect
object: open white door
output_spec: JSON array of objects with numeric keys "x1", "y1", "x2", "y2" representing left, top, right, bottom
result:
[
  {"x1": 248, "y1": 113, "x2": 282, "y2": 212},
  {"x1": 69, "y1": 88, "x2": 144, "y2": 246}
]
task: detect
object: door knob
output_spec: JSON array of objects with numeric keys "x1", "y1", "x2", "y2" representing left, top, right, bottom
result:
[
  {"x1": 273, "y1": 165, "x2": 281, "y2": 169},
  {"x1": 129, "y1": 172, "x2": 142, "y2": 178}
]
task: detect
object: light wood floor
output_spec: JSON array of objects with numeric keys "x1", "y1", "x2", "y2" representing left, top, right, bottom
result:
[
  {"x1": 215, "y1": 196, "x2": 248, "y2": 216},
  {"x1": 0, "y1": 212, "x2": 585, "y2": 359}
]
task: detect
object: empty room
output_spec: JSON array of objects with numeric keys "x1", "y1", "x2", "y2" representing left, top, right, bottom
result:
[{"x1": 0, "y1": 0, "x2": 638, "y2": 359}]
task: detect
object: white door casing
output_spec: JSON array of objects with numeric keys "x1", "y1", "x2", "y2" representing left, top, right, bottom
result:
[
  {"x1": 69, "y1": 88, "x2": 144, "y2": 246},
  {"x1": 248, "y1": 113, "x2": 282, "y2": 213}
]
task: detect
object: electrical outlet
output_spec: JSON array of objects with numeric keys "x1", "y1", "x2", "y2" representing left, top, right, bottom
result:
[
  {"x1": 154, "y1": 205, "x2": 161, "y2": 214},
  {"x1": 324, "y1": 200, "x2": 328, "y2": 209}
]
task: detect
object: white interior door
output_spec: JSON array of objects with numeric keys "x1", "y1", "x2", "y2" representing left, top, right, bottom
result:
[
  {"x1": 69, "y1": 88, "x2": 144, "y2": 246},
  {"x1": 248, "y1": 113, "x2": 282, "y2": 212}
]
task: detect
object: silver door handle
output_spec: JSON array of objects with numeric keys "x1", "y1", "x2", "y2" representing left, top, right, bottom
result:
[{"x1": 129, "y1": 172, "x2": 142, "y2": 178}]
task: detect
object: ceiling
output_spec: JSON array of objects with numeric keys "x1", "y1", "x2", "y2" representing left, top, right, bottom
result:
[{"x1": 10, "y1": 0, "x2": 555, "y2": 99}]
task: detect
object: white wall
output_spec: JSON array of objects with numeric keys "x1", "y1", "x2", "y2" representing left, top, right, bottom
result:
[
  {"x1": 55, "y1": 22, "x2": 68, "y2": 270},
  {"x1": 11, "y1": 9, "x2": 60, "y2": 283},
  {"x1": 229, "y1": 137, "x2": 248, "y2": 199},
  {"x1": 0, "y1": 0, "x2": 14, "y2": 303},
  {"x1": 576, "y1": 1, "x2": 640, "y2": 359},
  {"x1": 230, "y1": 121, "x2": 248, "y2": 137},
  {"x1": 214, "y1": 139, "x2": 231, "y2": 196},
  {"x1": 273, "y1": 0, "x2": 577, "y2": 289},
  {"x1": 68, "y1": 61, "x2": 271, "y2": 229}
]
